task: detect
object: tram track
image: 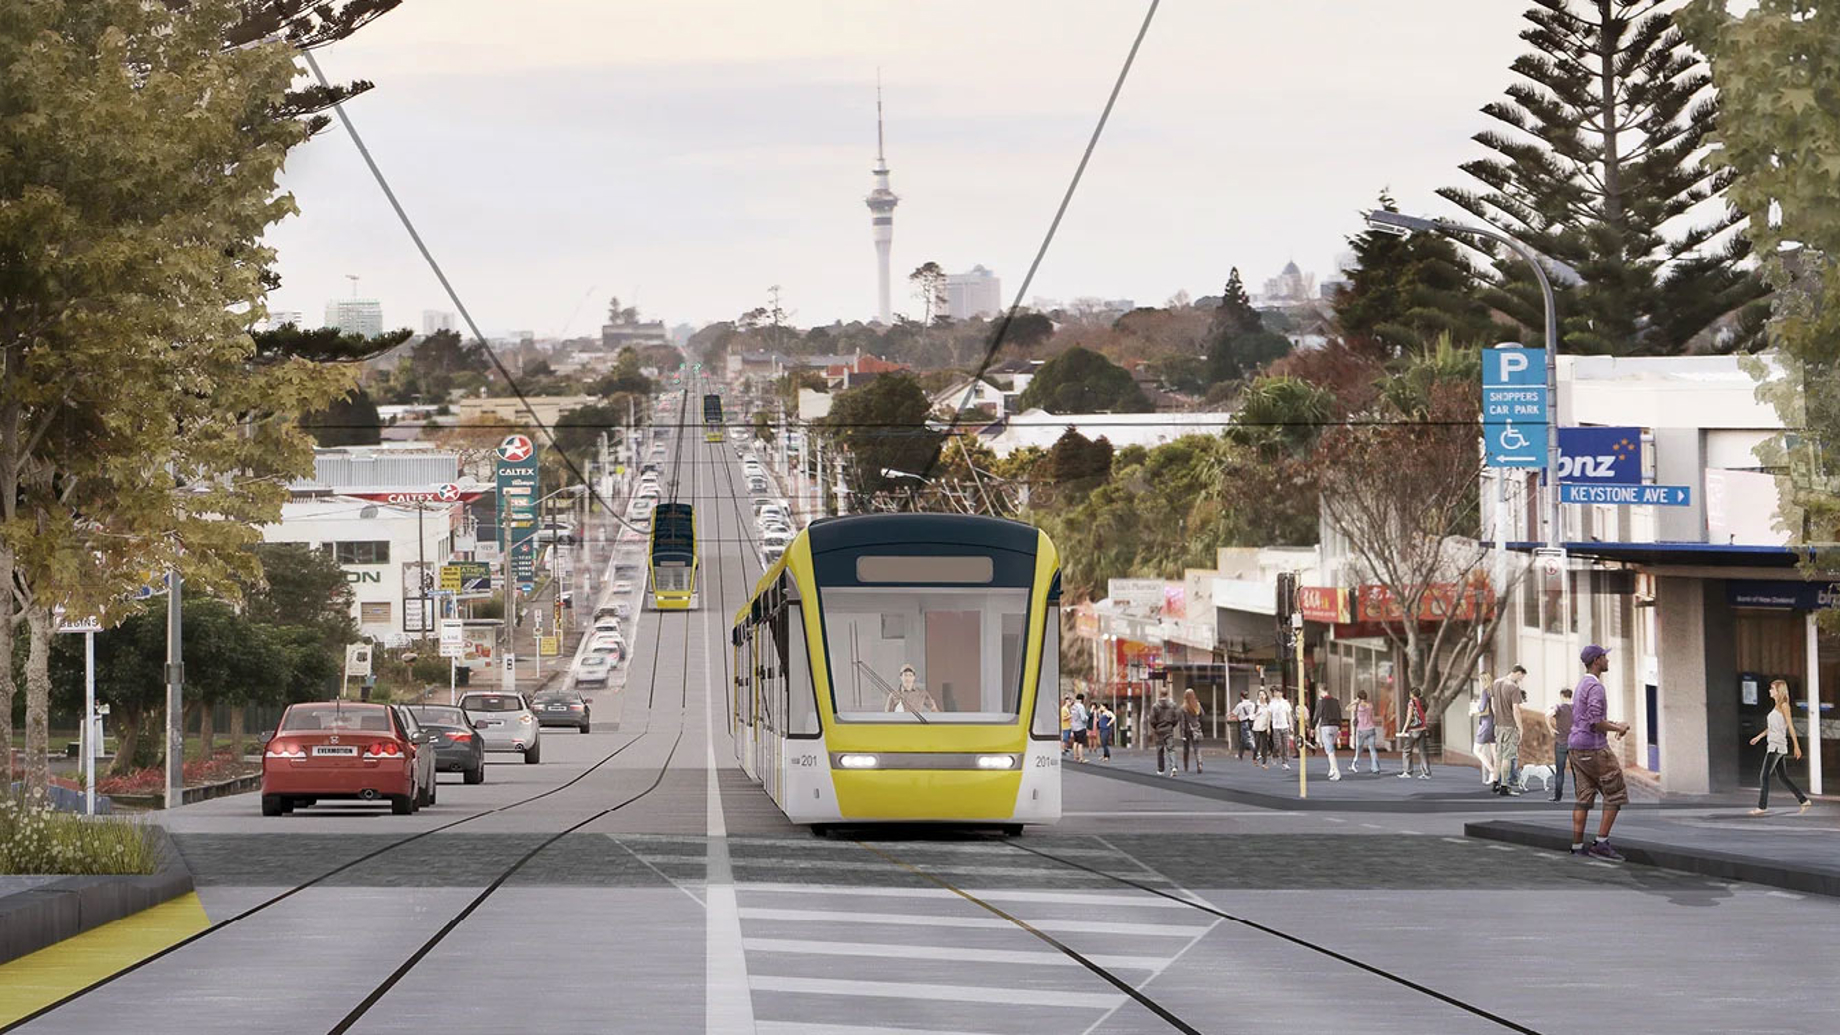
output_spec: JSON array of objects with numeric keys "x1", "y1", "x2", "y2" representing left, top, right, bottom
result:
[{"x1": 0, "y1": 399, "x2": 707, "y2": 1035}]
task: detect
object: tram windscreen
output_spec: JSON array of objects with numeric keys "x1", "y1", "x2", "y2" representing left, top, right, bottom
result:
[{"x1": 819, "y1": 586, "x2": 1028, "y2": 723}]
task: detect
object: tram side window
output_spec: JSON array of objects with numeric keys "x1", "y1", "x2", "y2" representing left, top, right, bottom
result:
[
  {"x1": 783, "y1": 605, "x2": 819, "y2": 736},
  {"x1": 819, "y1": 586, "x2": 1029, "y2": 723},
  {"x1": 1031, "y1": 607, "x2": 1062, "y2": 739},
  {"x1": 733, "y1": 626, "x2": 750, "y2": 729}
]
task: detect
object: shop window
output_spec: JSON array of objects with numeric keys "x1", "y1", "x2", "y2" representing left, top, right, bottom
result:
[
  {"x1": 359, "y1": 601, "x2": 391, "y2": 625},
  {"x1": 335, "y1": 541, "x2": 391, "y2": 565}
]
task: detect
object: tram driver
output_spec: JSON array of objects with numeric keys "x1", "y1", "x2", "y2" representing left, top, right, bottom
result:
[{"x1": 885, "y1": 664, "x2": 941, "y2": 714}]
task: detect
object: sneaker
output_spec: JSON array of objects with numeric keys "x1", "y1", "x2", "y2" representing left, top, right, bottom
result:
[
  {"x1": 1799, "y1": 800, "x2": 1812, "y2": 813},
  {"x1": 1586, "y1": 840, "x2": 1625, "y2": 862},
  {"x1": 1281, "y1": 763, "x2": 1290, "y2": 770},
  {"x1": 1329, "y1": 772, "x2": 1341, "y2": 781},
  {"x1": 1397, "y1": 771, "x2": 1413, "y2": 779},
  {"x1": 1505, "y1": 787, "x2": 1522, "y2": 796},
  {"x1": 1416, "y1": 773, "x2": 1431, "y2": 780},
  {"x1": 1349, "y1": 765, "x2": 1360, "y2": 773},
  {"x1": 1749, "y1": 808, "x2": 1770, "y2": 817}
]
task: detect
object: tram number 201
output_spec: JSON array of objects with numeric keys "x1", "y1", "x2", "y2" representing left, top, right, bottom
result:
[
  {"x1": 792, "y1": 754, "x2": 820, "y2": 769},
  {"x1": 1034, "y1": 755, "x2": 1058, "y2": 768}
]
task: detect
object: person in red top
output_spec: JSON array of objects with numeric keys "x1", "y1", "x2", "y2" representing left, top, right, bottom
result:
[{"x1": 1397, "y1": 688, "x2": 1431, "y2": 779}]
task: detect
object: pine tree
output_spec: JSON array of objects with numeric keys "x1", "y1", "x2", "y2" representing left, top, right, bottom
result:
[
  {"x1": 1336, "y1": 193, "x2": 1497, "y2": 355},
  {"x1": 1214, "y1": 269, "x2": 1261, "y2": 337},
  {"x1": 1206, "y1": 268, "x2": 1291, "y2": 383},
  {"x1": 1438, "y1": 0, "x2": 1768, "y2": 355}
]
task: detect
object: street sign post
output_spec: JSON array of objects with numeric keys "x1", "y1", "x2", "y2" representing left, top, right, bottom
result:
[{"x1": 1482, "y1": 348, "x2": 1548, "y2": 468}]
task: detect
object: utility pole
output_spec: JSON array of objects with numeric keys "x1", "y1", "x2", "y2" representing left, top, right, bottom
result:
[{"x1": 164, "y1": 569, "x2": 183, "y2": 810}]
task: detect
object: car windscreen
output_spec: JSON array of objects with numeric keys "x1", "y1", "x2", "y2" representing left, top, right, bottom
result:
[
  {"x1": 408, "y1": 706, "x2": 467, "y2": 726},
  {"x1": 282, "y1": 705, "x2": 394, "y2": 732},
  {"x1": 460, "y1": 694, "x2": 525, "y2": 713}
]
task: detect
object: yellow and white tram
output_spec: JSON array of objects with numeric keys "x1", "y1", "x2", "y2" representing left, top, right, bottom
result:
[
  {"x1": 649, "y1": 502, "x2": 698, "y2": 610},
  {"x1": 731, "y1": 514, "x2": 1062, "y2": 832}
]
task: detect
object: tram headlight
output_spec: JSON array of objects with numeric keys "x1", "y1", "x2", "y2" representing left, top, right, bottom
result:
[
  {"x1": 975, "y1": 754, "x2": 1017, "y2": 770},
  {"x1": 837, "y1": 754, "x2": 880, "y2": 769}
]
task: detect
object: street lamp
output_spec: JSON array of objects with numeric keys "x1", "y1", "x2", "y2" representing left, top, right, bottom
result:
[
  {"x1": 1363, "y1": 210, "x2": 1577, "y2": 551},
  {"x1": 880, "y1": 467, "x2": 931, "y2": 483}
]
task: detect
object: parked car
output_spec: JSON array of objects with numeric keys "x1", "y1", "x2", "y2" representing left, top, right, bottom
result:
[
  {"x1": 459, "y1": 691, "x2": 543, "y2": 764},
  {"x1": 405, "y1": 704, "x2": 487, "y2": 785},
  {"x1": 574, "y1": 653, "x2": 612, "y2": 687},
  {"x1": 533, "y1": 690, "x2": 592, "y2": 733},
  {"x1": 536, "y1": 521, "x2": 577, "y2": 545},
  {"x1": 261, "y1": 702, "x2": 432, "y2": 816}
]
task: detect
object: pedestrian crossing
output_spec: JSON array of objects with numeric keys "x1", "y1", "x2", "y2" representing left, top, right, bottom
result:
[{"x1": 612, "y1": 835, "x2": 1217, "y2": 1033}]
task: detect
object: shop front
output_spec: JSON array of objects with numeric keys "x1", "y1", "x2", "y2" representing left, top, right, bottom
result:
[{"x1": 1724, "y1": 580, "x2": 1836, "y2": 794}]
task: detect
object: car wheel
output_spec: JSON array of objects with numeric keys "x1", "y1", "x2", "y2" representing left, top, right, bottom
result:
[
  {"x1": 261, "y1": 794, "x2": 284, "y2": 817},
  {"x1": 524, "y1": 742, "x2": 542, "y2": 764},
  {"x1": 579, "y1": 722, "x2": 590, "y2": 734},
  {"x1": 464, "y1": 764, "x2": 485, "y2": 785},
  {"x1": 280, "y1": 798, "x2": 295, "y2": 814},
  {"x1": 391, "y1": 794, "x2": 414, "y2": 815}
]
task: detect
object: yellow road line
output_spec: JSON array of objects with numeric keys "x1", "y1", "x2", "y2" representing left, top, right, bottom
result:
[{"x1": 0, "y1": 892, "x2": 211, "y2": 1025}]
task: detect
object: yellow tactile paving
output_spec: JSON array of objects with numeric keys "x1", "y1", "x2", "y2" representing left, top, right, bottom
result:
[{"x1": 0, "y1": 892, "x2": 211, "y2": 1025}]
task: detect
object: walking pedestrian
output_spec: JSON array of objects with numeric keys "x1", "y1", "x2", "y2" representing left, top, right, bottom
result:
[
  {"x1": 1149, "y1": 688, "x2": 1181, "y2": 777},
  {"x1": 1252, "y1": 689, "x2": 1273, "y2": 768},
  {"x1": 1398, "y1": 688, "x2": 1431, "y2": 779},
  {"x1": 1232, "y1": 690, "x2": 1258, "y2": 761},
  {"x1": 1473, "y1": 686, "x2": 1498, "y2": 787},
  {"x1": 1568, "y1": 644, "x2": 1630, "y2": 861},
  {"x1": 1350, "y1": 689, "x2": 1380, "y2": 773},
  {"x1": 1268, "y1": 691, "x2": 1295, "y2": 771},
  {"x1": 1060, "y1": 696, "x2": 1072, "y2": 756},
  {"x1": 1180, "y1": 689, "x2": 1205, "y2": 773},
  {"x1": 1749, "y1": 679, "x2": 1812, "y2": 816},
  {"x1": 1548, "y1": 687, "x2": 1573, "y2": 802},
  {"x1": 1314, "y1": 685, "x2": 1344, "y2": 780},
  {"x1": 1490, "y1": 665, "x2": 1527, "y2": 795},
  {"x1": 1069, "y1": 693, "x2": 1091, "y2": 764},
  {"x1": 1095, "y1": 703, "x2": 1115, "y2": 762}
]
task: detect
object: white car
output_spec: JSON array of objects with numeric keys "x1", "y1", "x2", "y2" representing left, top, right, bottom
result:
[
  {"x1": 593, "y1": 617, "x2": 622, "y2": 634},
  {"x1": 611, "y1": 580, "x2": 635, "y2": 596},
  {"x1": 574, "y1": 654, "x2": 612, "y2": 687}
]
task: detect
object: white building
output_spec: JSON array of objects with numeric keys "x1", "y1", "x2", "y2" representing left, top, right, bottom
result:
[
  {"x1": 946, "y1": 265, "x2": 1003, "y2": 320},
  {"x1": 261, "y1": 497, "x2": 457, "y2": 646},
  {"x1": 423, "y1": 310, "x2": 456, "y2": 335},
  {"x1": 1261, "y1": 262, "x2": 1316, "y2": 305},
  {"x1": 325, "y1": 298, "x2": 383, "y2": 338},
  {"x1": 975, "y1": 408, "x2": 1236, "y2": 457}
]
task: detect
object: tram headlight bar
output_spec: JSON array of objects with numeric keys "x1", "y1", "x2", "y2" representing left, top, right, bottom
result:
[
  {"x1": 975, "y1": 754, "x2": 1017, "y2": 770},
  {"x1": 837, "y1": 754, "x2": 880, "y2": 769}
]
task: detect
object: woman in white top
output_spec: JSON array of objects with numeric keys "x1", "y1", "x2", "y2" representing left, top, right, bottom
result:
[
  {"x1": 1251, "y1": 689, "x2": 1273, "y2": 768},
  {"x1": 1749, "y1": 679, "x2": 1811, "y2": 816}
]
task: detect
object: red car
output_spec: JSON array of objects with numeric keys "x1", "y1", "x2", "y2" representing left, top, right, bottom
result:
[{"x1": 262, "y1": 702, "x2": 433, "y2": 816}]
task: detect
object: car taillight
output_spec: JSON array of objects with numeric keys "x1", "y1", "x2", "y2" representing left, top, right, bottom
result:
[
  {"x1": 265, "y1": 740, "x2": 306, "y2": 759},
  {"x1": 446, "y1": 730, "x2": 473, "y2": 741},
  {"x1": 569, "y1": 704, "x2": 583, "y2": 711},
  {"x1": 518, "y1": 714, "x2": 532, "y2": 724},
  {"x1": 366, "y1": 740, "x2": 403, "y2": 757}
]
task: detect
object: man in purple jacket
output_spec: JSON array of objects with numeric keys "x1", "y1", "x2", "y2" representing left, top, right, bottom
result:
[{"x1": 1568, "y1": 644, "x2": 1631, "y2": 861}]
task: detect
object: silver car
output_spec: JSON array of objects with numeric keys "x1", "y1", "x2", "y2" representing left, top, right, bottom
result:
[{"x1": 459, "y1": 691, "x2": 543, "y2": 764}]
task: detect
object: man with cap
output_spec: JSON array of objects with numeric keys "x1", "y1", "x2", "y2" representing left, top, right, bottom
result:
[{"x1": 1568, "y1": 644, "x2": 1630, "y2": 861}]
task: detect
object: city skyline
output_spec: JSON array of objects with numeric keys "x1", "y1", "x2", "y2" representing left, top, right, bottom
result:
[{"x1": 262, "y1": 0, "x2": 1529, "y2": 335}]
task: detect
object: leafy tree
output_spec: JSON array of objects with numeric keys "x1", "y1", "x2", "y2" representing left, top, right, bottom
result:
[
  {"x1": 302, "y1": 387, "x2": 383, "y2": 446},
  {"x1": 591, "y1": 348, "x2": 654, "y2": 398},
  {"x1": 253, "y1": 323, "x2": 410, "y2": 366},
  {"x1": 554, "y1": 403, "x2": 627, "y2": 462},
  {"x1": 1016, "y1": 348, "x2": 1152, "y2": 413},
  {"x1": 909, "y1": 262, "x2": 948, "y2": 325},
  {"x1": 0, "y1": 1, "x2": 357, "y2": 796},
  {"x1": 1205, "y1": 269, "x2": 1292, "y2": 383},
  {"x1": 821, "y1": 374, "x2": 941, "y2": 501},
  {"x1": 1438, "y1": 0, "x2": 1769, "y2": 355},
  {"x1": 1336, "y1": 192, "x2": 1497, "y2": 354},
  {"x1": 1045, "y1": 430, "x2": 1114, "y2": 496},
  {"x1": 1005, "y1": 312, "x2": 1056, "y2": 351},
  {"x1": 1684, "y1": 0, "x2": 1840, "y2": 582}
]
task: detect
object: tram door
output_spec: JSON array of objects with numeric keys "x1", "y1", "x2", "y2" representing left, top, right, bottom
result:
[{"x1": 734, "y1": 625, "x2": 757, "y2": 780}]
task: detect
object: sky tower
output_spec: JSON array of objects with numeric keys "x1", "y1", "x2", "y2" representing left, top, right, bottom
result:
[{"x1": 865, "y1": 81, "x2": 899, "y2": 324}]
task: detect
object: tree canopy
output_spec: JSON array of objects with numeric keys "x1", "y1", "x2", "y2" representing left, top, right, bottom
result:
[
  {"x1": 1016, "y1": 347, "x2": 1152, "y2": 413},
  {"x1": 820, "y1": 374, "x2": 942, "y2": 501}
]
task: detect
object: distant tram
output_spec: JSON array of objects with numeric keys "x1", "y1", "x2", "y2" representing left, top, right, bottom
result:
[
  {"x1": 731, "y1": 514, "x2": 1062, "y2": 833},
  {"x1": 649, "y1": 502, "x2": 697, "y2": 610},
  {"x1": 702, "y1": 393, "x2": 723, "y2": 443}
]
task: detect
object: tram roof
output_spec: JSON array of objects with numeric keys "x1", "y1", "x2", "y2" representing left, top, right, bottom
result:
[{"x1": 806, "y1": 514, "x2": 1037, "y2": 556}]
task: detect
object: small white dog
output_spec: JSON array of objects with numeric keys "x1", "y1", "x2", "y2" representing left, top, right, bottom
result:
[{"x1": 1517, "y1": 764, "x2": 1556, "y2": 792}]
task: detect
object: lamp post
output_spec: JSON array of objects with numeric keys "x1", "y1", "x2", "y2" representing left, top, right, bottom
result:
[{"x1": 1363, "y1": 210, "x2": 1570, "y2": 550}]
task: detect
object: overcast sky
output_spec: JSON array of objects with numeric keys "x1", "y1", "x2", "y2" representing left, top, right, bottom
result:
[{"x1": 266, "y1": 0, "x2": 1531, "y2": 337}]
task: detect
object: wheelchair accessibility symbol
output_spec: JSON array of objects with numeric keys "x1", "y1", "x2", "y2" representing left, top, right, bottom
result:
[{"x1": 1499, "y1": 425, "x2": 1529, "y2": 450}]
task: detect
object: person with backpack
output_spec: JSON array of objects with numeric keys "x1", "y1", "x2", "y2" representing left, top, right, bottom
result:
[
  {"x1": 1398, "y1": 688, "x2": 1431, "y2": 779},
  {"x1": 1148, "y1": 688, "x2": 1182, "y2": 777}
]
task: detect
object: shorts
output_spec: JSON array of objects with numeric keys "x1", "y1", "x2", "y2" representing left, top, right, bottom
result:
[
  {"x1": 1568, "y1": 748, "x2": 1628, "y2": 809},
  {"x1": 1072, "y1": 729, "x2": 1089, "y2": 746}
]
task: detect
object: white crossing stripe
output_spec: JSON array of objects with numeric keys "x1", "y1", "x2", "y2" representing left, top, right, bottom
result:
[
  {"x1": 739, "y1": 882, "x2": 1195, "y2": 909},
  {"x1": 743, "y1": 937, "x2": 1168, "y2": 970},
  {"x1": 751, "y1": 975, "x2": 1126, "y2": 1009},
  {"x1": 633, "y1": 854, "x2": 1171, "y2": 881},
  {"x1": 740, "y1": 907, "x2": 1208, "y2": 938},
  {"x1": 755, "y1": 1023, "x2": 1008, "y2": 1035}
]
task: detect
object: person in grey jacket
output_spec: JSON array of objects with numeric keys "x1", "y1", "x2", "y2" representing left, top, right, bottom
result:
[{"x1": 1148, "y1": 689, "x2": 1182, "y2": 777}]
